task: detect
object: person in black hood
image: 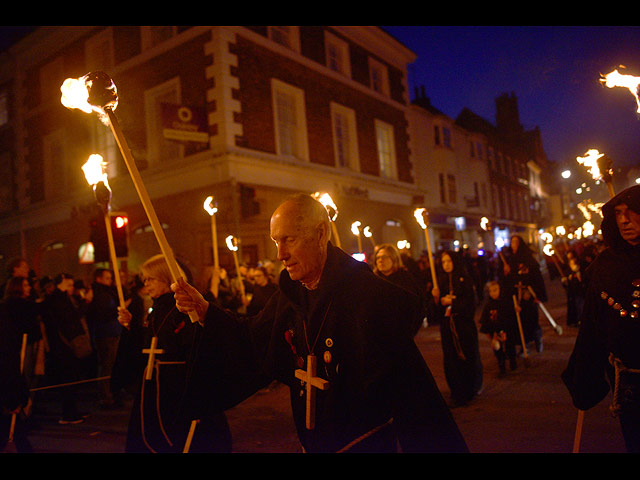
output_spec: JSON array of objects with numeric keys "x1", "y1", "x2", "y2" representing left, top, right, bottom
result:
[
  {"x1": 171, "y1": 193, "x2": 469, "y2": 453},
  {"x1": 562, "y1": 185, "x2": 640, "y2": 452}
]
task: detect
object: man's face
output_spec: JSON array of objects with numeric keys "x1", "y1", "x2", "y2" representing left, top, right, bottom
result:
[
  {"x1": 615, "y1": 204, "x2": 640, "y2": 245},
  {"x1": 270, "y1": 203, "x2": 326, "y2": 285},
  {"x1": 97, "y1": 271, "x2": 113, "y2": 286}
]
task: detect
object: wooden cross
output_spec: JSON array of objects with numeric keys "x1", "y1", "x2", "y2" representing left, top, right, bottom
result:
[
  {"x1": 294, "y1": 354, "x2": 329, "y2": 430},
  {"x1": 143, "y1": 336, "x2": 165, "y2": 380}
]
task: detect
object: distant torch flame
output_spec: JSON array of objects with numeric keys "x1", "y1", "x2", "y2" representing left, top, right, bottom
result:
[
  {"x1": 601, "y1": 68, "x2": 640, "y2": 113},
  {"x1": 203, "y1": 196, "x2": 218, "y2": 216},
  {"x1": 363, "y1": 226, "x2": 372, "y2": 238},
  {"x1": 414, "y1": 208, "x2": 428, "y2": 230},
  {"x1": 351, "y1": 221, "x2": 361, "y2": 236},
  {"x1": 576, "y1": 149, "x2": 605, "y2": 181},
  {"x1": 543, "y1": 244, "x2": 555, "y2": 257},
  {"x1": 312, "y1": 192, "x2": 338, "y2": 221},
  {"x1": 225, "y1": 235, "x2": 238, "y2": 251},
  {"x1": 82, "y1": 154, "x2": 108, "y2": 187}
]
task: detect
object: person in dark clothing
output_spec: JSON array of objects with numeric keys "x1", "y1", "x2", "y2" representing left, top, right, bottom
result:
[
  {"x1": 433, "y1": 250, "x2": 483, "y2": 407},
  {"x1": 87, "y1": 268, "x2": 122, "y2": 409},
  {"x1": 172, "y1": 194, "x2": 468, "y2": 453},
  {"x1": 562, "y1": 185, "x2": 640, "y2": 453},
  {"x1": 499, "y1": 235, "x2": 547, "y2": 353},
  {"x1": 117, "y1": 255, "x2": 232, "y2": 453},
  {"x1": 374, "y1": 243, "x2": 426, "y2": 334},
  {"x1": 41, "y1": 273, "x2": 88, "y2": 424},
  {"x1": 246, "y1": 265, "x2": 278, "y2": 316},
  {"x1": 479, "y1": 281, "x2": 519, "y2": 375},
  {"x1": 563, "y1": 256, "x2": 586, "y2": 327},
  {"x1": 0, "y1": 300, "x2": 33, "y2": 452},
  {"x1": 3, "y1": 276, "x2": 43, "y2": 394}
]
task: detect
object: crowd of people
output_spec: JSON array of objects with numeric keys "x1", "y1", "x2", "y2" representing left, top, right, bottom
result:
[{"x1": 1, "y1": 186, "x2": 635, "y2": 453}]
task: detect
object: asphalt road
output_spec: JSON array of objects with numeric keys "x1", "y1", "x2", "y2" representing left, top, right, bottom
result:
[{"x1": 5, "y1": 274, "x2": 628, "y2": 454}]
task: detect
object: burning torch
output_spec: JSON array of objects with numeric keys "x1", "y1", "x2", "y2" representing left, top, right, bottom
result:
[
  {"x1": 351, "y1": 221, "x2": 363, "y2": 253},
  {"x1": 203, "y1": 196, "x2": 219, "y2": 270},
  {"x1": 81, "y1": 154, "x2": 126, "y2": 311},
  {"x1": 61, "y1": 71, "x2": 198, "y2": 323},
  {"x1": 414, "y1": 208, "x2": 438, "y2": 292},
  {"x1": 226, "y1": 235, "x2": 246, "y2": 304},
  {"x1": 576, "y1": 149, "x2": 615, "y2": 199},
  {"x1": 312, "y1": 192, "x2": 341, "y2": 248}
]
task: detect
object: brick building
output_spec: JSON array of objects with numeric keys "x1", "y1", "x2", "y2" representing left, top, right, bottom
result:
[{"x1": 0, "y1": 26, "x2": 421, "y2": 287}]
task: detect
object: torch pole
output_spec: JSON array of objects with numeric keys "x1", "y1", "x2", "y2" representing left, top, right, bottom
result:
[
  {"x1": 104, "y1": 109, "x2": 198, "y2": 324},
  {"x1": 210, "y1": 214, "x2": 219, "y2": 270},
  {"x1": 231, "y1": 249, "x2": 246, "y2": 303},
  {"x1": 423, "y1": 229, "x2": 438, "y2": 291},
  {"x1": 103, "y1": 212, "x2": 126, "y2": 310},
  {"x1": 331, "y1": 223, "x2": 341, "y2": 249}
]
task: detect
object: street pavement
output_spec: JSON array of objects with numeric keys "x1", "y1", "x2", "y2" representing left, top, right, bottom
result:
[{"x1": 7, "y1": 273, "x2": 629, "y2": 454}]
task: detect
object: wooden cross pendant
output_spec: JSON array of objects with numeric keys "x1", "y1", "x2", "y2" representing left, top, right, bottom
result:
[
  {"x1": 142, "y1": 336, "x2": 165, "y2": 380},
  {"x1": 294, "y1": 354, "x2": 329, "y2": 429}
]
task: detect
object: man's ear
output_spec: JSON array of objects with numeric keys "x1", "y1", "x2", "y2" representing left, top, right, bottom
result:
[{"x1": 317, "y1": 221, "x2": 330, "y2": 245}]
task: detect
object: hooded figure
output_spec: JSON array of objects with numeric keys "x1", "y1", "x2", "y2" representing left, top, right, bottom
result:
[{"x1": 562, "y1": 185, "x2": 640, "y2": 452}]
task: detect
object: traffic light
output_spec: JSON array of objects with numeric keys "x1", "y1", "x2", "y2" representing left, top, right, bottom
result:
[
  {"x1": 240, "y1": 184, "x2": 260, "y2": 218},
  {"x1": 89, "y1": 211, "x2": 129, "y2": 262},
  {"x1": 110, "y1": 213, "x2": 129, "y2": 258}
]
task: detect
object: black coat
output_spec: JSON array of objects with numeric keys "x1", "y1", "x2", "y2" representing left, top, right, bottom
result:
[
  {"x1": 562, "y1": 185, "x2": 640, "y2": 412},
  {"x1": 125, "y1": 292, "x2": 231, "y2": 453},
  {"x1": 191, "y1": 244, "x2": 468, "y2": 453}
]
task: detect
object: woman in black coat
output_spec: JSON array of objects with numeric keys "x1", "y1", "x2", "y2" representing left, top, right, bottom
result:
[
  {"x1": 434, "y1": 250, "x2": 483, "y2": 407},
  {"x1": 118, "y1": 254, "x2": 232, "y2": 453}
]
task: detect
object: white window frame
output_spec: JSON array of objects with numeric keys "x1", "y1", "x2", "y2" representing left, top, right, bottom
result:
[
  {"x1": 271, "y1": 78, "x2": 309, "y2": 161},
  {"x1": 325, "y1": 31, "x2": 351, "y2": 78},
  {"x1": 330, "y1": 102, "x2": 359, "y2": 171},
  {"x1": 40, "y1": 57, "x2": 64, "y2": 105},
  {"x1": 144, "y1": 77, "x2": 184, "y2": 165},
  {"x1": 141, "y1": 26, "x2": 177, "y2": 51},
  {"x1": 268, "y1": 26, "x2": 300, "y2": 53},
  {"x1": 374, "y1": 119, "x2": 397, "y2": 179},
  {"x1": 368, "y1": 57, "x2": 389, "y2": 96},
  {"x1": 43, "y1": 129, "x2": 67, "y2": 200}
]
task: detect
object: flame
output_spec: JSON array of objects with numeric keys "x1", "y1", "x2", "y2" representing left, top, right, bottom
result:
[
  {"x1": 363, "y1": 226, "x2": 372, "y2": 238},
  {"x1": 582, "y1": 220, "x2": 595, "y2": 237},
  {"x1": 543, "y1": 244, "x2": 555, "y2": 257},
  {"x1": 397, "y1": 240, "x2": 410, "y2": 250},
  {"x1": 312, "y1": 192, "x2": 338, "y2": 221},
  {"x1": 61, "y1": 77, "x2": 96, "y2": 115},
  {"x1": 480, "y1": 216, "x2": 489, "y2": 231},
  {"x1": 576, "y1": 149, "x2": 605, "y2": 180},
  {"x1": 541, "y1": 232, "x2": 553, "y2": 244},
  {"x1": 60, "y1": 73, "x2": 117, "y2": 124},
  {"x1": 601, "y1": 68, "x2": 640, "y2": 113},
  {"x1": 414, "y1": 208, "x2": 428, "y2": 230},
  {"x1": 351, "y1": 221, "x2": 361, "y2": 236},
  {"x1": 225, "y1": 235, "x2": 238, "y2": 251},
  {"x1": 203, "y1": 196, "x2": 218, "y2": 216},
  {"x1": 82, "y1": 154, "x2": 108, "y2": 187},
  {"x1": 555, "y1": 226, "x2": 566, "y2": 236}
]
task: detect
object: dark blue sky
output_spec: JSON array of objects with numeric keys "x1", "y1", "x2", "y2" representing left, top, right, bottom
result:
[{"x1": 382, "y1": 26, "x2": 640, "y2": 168}]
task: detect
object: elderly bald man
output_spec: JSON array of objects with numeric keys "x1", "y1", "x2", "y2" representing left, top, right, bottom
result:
[{"x1": 173, "y1": 193, "x2": 468, "y2": 453}]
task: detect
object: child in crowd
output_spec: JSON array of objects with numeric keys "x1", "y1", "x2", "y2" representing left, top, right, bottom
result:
[{"x1": 479, "y1": 281, "x2": 519, "y2": 375}]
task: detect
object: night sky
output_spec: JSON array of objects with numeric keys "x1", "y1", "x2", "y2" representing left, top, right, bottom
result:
[
  {"x1": 382, "y1": 26, "x2": 640, "y2": 169},
  {"x1": 3, "y1": 26, "x2": 640, "y2": 170}
]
